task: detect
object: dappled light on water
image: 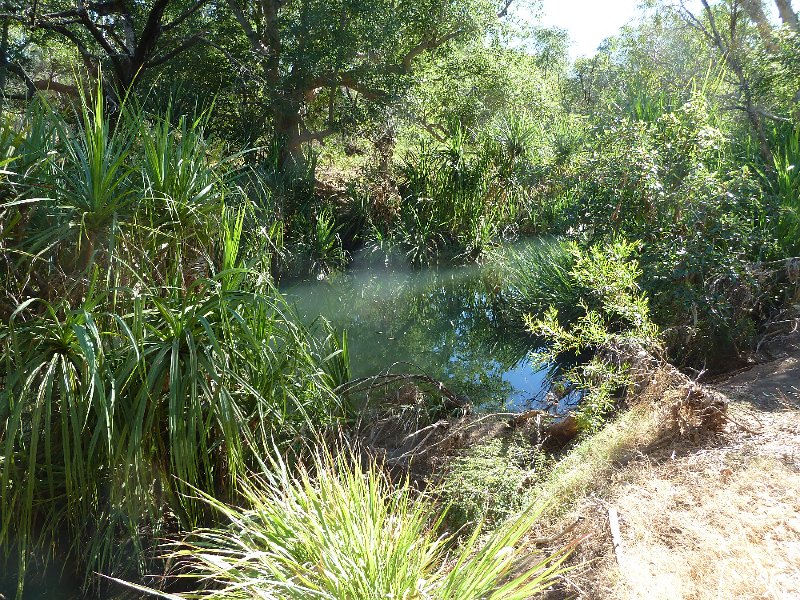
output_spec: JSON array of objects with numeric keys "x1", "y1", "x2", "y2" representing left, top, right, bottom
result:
[{"x1": 285, "y1": 245, "x2": 577, "y2": 413}]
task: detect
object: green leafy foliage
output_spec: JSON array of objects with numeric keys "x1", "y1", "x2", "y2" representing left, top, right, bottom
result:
[
  {"x1": 441, "y1": 435, "x2": 552, "y2": 528},
  {"x1": 394, "y1": 118, "x2": 546, "y2": 264},
  {"x1": 553, "y1": 95, "x2": 777, "y2": 367},
  {"x1": 0, "y1": 93, "x2": 347, "y2": 595},
  {"x1": 763, "y1": 124, "x2": 800, "y2": 256},
  {"x1": 7, "y1": 0, "x2": 800, "y2": 595},
  {"x1": 494, "y1": 238, "x2": 579, "y2": 325},
  {"x1": 526, "y1": 241, "x2": 660, "y2": 431}
]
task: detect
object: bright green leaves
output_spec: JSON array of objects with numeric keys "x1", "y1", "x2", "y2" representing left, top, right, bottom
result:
[
  {"x1": 526, "y1": 240, "x2": 660, "y2": 354},
  {"x1": 0, "y1": 286, "x2": 346, "y2": 592},
  {"x1": 0, "y1": 97, "x2": 350, "y2": 593},
  {"x1": 525, "y1": 240, "x2": 661, "y2": 432}
]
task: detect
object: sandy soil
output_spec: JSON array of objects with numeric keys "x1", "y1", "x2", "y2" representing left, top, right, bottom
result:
[{"x1": 546, "y1": 335, "x2": 800, "y2": 599}]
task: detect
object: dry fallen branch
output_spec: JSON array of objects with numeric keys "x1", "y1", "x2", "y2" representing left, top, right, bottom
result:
[
  {"x1": 608, "y1": 506, "x2": 625, "y2": 570},
  {"x1": 531, "y1": 516, "x2": 585, "y2": 548}
]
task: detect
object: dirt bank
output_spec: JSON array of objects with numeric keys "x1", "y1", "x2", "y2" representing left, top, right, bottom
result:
[{"x1": 539, "y1": 335, "x2": 800, "y2": 599}]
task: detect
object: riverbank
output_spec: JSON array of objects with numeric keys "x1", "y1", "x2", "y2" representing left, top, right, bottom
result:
[{"x1": 531, "y1": 333, "x2": 800, "y2": 598}]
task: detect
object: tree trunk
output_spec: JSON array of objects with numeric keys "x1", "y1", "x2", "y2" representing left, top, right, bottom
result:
[
  {"x1": 0, "y1": 20, "x2": 7, "y2": 109},
  {"x1": 744, "y1": 0, "x2": 778, "y2": 50},
  {"x1": 772, "y1": 0, "x2": 800, "y2": 122},
  {"x1": 696, "y1": 0, "x2": 775, "y2": 167},
  {"x1": 274, "y1": 103, "x2": 305, "y2": 167},
  {"x1": 734, "y1": 59, "x2": 774, "y2": 167},
  {"x1": 775, "y1": 0, "x2": 800, "y2": 31}
]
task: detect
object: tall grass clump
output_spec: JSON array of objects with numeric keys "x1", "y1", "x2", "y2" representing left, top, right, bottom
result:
[
  {"x1": 137, "y1": 448, "x2": 567, "y2": 600},
  {"x1": 0, "y1": 89, "x2": 348, "y2": 595},
  {"x1": 395, "y1": 119, "x2": 541, "y2": 264},
  {"x1": 496, "y1": 238, "x2": 580, "y2": 325},
  {"x1": 765, "y1": 125, "x2": 800, "y2": 256}
]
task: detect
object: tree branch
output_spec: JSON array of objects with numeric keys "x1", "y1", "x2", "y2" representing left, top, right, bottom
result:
[
  {"x1": 419, "y1": 120, "x2": 448, "y2": 142},
  {"x1": 31, "y1": 78, "x2": 80, "y2": 96},
  {"x1": 337, "y1": 72, "x2": 385, "y2": 100},
  {"x1": 728, "y1": 104, "x2": 793, "y2": 122},
  {"x1": 0, "y1": 57, "x2": 79, "y2": 98},
  {"x1": 163, "y1": 0, "x2": 210, "y2": 32},
  {"x1": 97, "y1": 21, "x2": 131, "y2": 55},
  {"x1": 399, "y1": 29, "x2": 464, "y2": 74},
  {"x1": 774, "y1": 0, "x2": 800, "y2": 32},
  {"x1": 225, "y1": 0, "x2": 268, "y2": 56},
  {"x1": 132, "y1": 0, "x2": 171, "y2": 66},
  {"x1": 28, "y1": 20, "x2": 100, "y2": 71},
  {"x1": 742, "y1": 0, "x2": 778, "y2": 51},
  {"x1": 295, "y1": 127, "x2": 336, "y2": 145},
  {"x1": 677, "y1": 1, "x2": 714, "y2": 42},
  {"x1": 197, "y1": 34, "x2": 254, "y2": 75},
  {"x1": 497, "y1": 0, "x2": 515, "y2": 18},
  {"x1": 700, "y1": 0, "x2": 730, "y2": 54},
  {"x1": 145, "y1": 32, "x2": 207, "y2": 68},
  {"x1": 38, "y1": 0, "x2": 126, "y2": 20},
  {"x1": 306, "y1": 71, "x2": 387, "y2": 101},
  {"x1": 0, "y1": 56, "x2": 35, "y2": 95},
  {"x1": 76, "y1": 0, "x2": 122, "y2": 61}
]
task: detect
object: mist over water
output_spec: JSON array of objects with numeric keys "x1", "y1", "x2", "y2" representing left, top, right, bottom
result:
[{"x1": 284, "y1": 245, "x2": 568, "y2": 412}]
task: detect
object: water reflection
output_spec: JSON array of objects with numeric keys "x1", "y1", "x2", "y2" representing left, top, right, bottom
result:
[{"x1": 284, "y1": 255, "x2": 562, "y2": 412}]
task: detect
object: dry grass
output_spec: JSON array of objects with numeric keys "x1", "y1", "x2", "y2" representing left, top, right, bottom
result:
[
  {"x1": 529, "y1": 405, "x2": 662, "y2": 516},
  {"x1": 586, "y1": 451, "x2": 800, "y2": 599},
  {"x1": 530, "y1": 362, "x2": 726, "y2": 519},
  {"x1": 534, "y1": 339, "x2": 800, "y2": 600},
  {"x1": 352, "y1": 344, "x2": 800, "y2": 600}
]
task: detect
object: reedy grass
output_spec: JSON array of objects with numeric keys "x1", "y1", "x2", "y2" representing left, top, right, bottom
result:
[
  {"x1": 136, "y1": 447, "x2": 568, "y2": 600},
  {"x1": 0, "y1": 283, "x2": 346, "y2": 592},
  {"x1": 766, "y1": 125, "x2": 800, "y2": 256},
  {"x1": 494, "y1": 238, "x2": 579, "y2": 325},
  {"x1": 396, "y1": 122, "x2": 539, "y2": 264}
]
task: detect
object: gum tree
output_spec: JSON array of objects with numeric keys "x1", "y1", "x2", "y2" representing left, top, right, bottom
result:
[
  {"x1": 1, "y1": 0, "x2": 213, "y2": 98},
  {"x1": 224, "y1": 0, "x2": 521, "y2": 164}
]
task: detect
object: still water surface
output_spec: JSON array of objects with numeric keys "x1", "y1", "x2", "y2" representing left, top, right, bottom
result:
[{"x1": 284, "y1": 252, "x2": 568, "y2": 412}]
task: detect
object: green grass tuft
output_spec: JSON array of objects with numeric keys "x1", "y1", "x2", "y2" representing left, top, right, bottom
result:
[{"x1": 148, "y1": 447, "x2": 567, "y2": 600}]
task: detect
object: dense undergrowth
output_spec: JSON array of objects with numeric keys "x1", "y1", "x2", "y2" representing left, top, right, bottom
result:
[
  {"x1": 4, "y1": 1, "x2": 800, "y2": 597},
  {"x1": 0, "y1": 92, "x2": 355, "y2": 594},
  {"x1": 0, "y1": 93, "x2": 568, "y2": 598},
  {"x1": 128, "y1": 448, "x2": 567, "y2": 600},
  {"x1": 2, "y1": 82, "x2": 798, "y2": 600}
]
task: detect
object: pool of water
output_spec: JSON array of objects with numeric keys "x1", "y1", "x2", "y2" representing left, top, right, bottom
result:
[{"x1": 284, "y1": 249, "x2": 572, "y2": 412}]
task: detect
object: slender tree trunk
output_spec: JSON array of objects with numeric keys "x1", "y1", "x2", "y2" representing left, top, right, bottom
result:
[
  {"x1": 730, "y1": 55, "x2": 774, "y2": 166},
  {"x1": 696, "y1": 0, "x2": 775, "y2": 166},
  {"x1": 773, "y1": 1, "x2": 800, "y2": 122},
  {"x1": 273, "y1": 101, "x2": 305, "y2": 167},
  {"x1": 745, "y1": 1, "x2": 800, "y2": 124},
  {"x1": 744, "y1": 0, "x2": 778, "y2": 49},
  {"x1": 0, "y1": 20, "x2": 8, "y2": 111},
  {"x1": 744, "y1": 92, "x2": 775, "y2": 165}
]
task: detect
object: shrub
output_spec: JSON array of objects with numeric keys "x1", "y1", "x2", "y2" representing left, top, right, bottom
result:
[
  {"x1": 0, "y1": 92, "x2": 348, "y2": 595},
  {"x1": 526, "y1": 240, "x2": 661, "y2": 431},
  {"x1": 560, "y1": 97, "x2": 774, "y2": 368},
  {"x1": 440, "y1": 435, "x2": 552, "y2": 528}
]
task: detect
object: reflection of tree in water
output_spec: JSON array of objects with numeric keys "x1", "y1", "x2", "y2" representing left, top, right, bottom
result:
[{"x1": 288, "y1": 265, "x2": 543, "y2": 407}]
